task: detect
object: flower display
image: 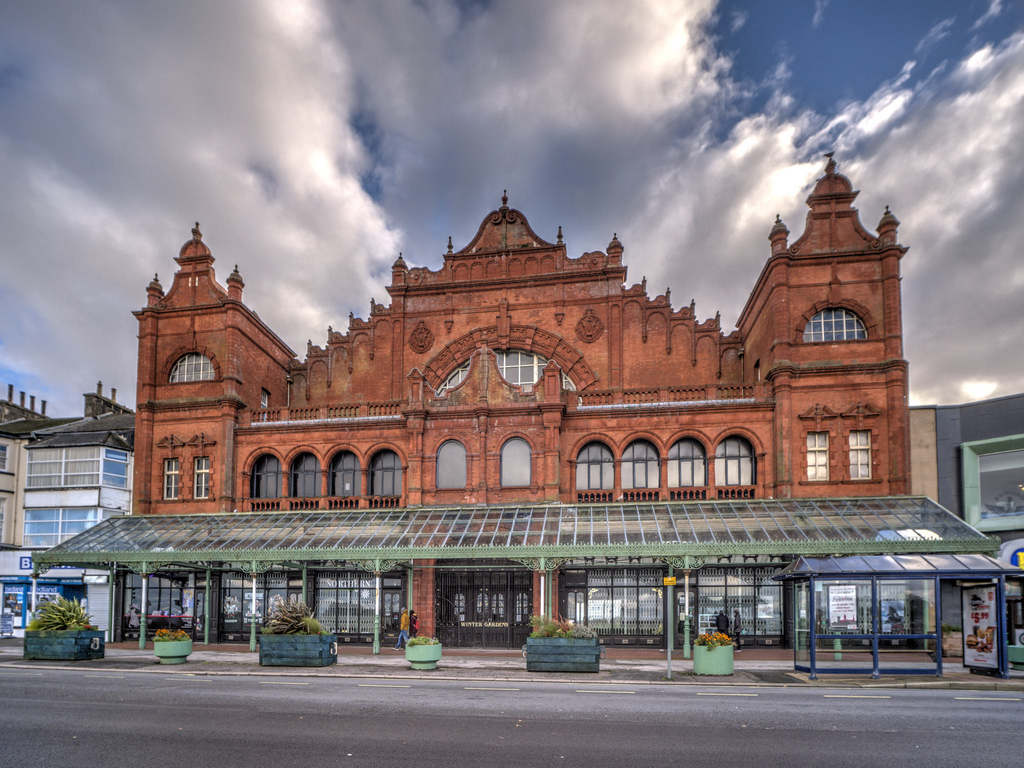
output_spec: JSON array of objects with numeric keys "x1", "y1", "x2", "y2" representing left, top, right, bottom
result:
[
  {"x1": 694, "y1": 631, "x2": 733, "y2": 648},
  {"x1": 154, "y1": 628, "x2": 190, "y2": 642}
]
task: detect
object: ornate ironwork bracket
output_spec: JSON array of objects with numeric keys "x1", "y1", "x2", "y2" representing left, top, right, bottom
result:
[
  {"x1": 662, "y1": 556, "x2": 705, "y2": 571},
  {"x1": 237, "y1": 561, "x2": 274, "y2": 576},
  {"x1": 512, "y1": 557, "x2": 569, "y2": 572},
  {"x1": 351, "y1": 558, "x2": 407, "y2": 575}
]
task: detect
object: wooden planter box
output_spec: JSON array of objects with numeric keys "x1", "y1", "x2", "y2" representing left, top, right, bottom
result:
[
  {"x1": 405, "y1": 643, "x2": 442, "y2": 670},
  {"x1": 24, "y1": 630, "x2": 105, "y2": 661},
  {"x1": 154, "y1": 639, "x2": 193, "y2": 665},
  {"x1": 526, "y1": 637, "x2": 600, "y2": 672},
  {"x1": 693, "y1": 644, "x2": 734, "y2": 675},
  {"x1": 259, "y1": 633, "x2": 337, "y2": 666}
]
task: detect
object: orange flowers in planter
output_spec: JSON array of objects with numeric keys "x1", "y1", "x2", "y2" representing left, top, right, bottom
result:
[
  {"x1": 695, "y1": 631, "x2": 733, "y2": 648},
  {"x1": 154, "y1": 628, "x2": 190, "y2": 642}
]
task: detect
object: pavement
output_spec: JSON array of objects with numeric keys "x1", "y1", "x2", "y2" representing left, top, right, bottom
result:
[{"x1": 2, "y1": 637, "x2": 1022, "y2": 690}]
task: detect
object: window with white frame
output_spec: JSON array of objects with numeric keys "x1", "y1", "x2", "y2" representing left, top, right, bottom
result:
[
  {"x1": 437, "y1": 361, "x2": 470, "y2": 394},
  {"x1": 803, "y1": 308, "x2": 867, "y2": 342},
  {"x1": 163, "y1": 457, "x2": 180, "y2": 499},
  {"x1": 28, "y1": 447, "x2": 101, "y2": 488},
  {"x1": 23, "y1": 507, "x2": 104, "y2": 547},
  {"x1": 194, "y1": 456, "x2": 211, "y2": 499},
  {"x1": 169, "y1": 353, "x2": 215, "y2": 383},
  {"x1": 102, "y1": 448, "x2": 129, "y2": 487},
  {"x1": 494, "y1": 350, "x2": 576, "y2": 390},
  {"x1": 0, "y1": 443, "x2": 7, "y2": 471},
  {"x1": 260, "y1": 389, "x2": 270, "y2": 409},
  {"x1": 848, "y1": 430, "x2": 871, "y2": 479},
  {"x1": 806, "y1": 432, "x2": 829, "y2": 481}
]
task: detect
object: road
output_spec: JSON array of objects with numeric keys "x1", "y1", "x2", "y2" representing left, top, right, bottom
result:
[{"x1": 1, "y1": 666, "x2": 1021, "y2": 768}]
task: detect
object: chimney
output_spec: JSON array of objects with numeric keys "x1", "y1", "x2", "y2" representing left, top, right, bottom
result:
[
  {"x1": 111, "y1": 388, "x2": 117, "y2": 403},
  {"x1": 30, "y1": 395, "x2": 35, "y2": 412},
  {"x1": 6, "y1": 384, "x2": 12, "y2": 402},
  {"x1": 41, "y1": 400, "x2": 47, "y2": 416},
  {"x1": 97, "y1": 380, "x2": 103, "y2": 396},
  {"x1": 20, "y1": 391, "x2": 25, "y2": 407}
]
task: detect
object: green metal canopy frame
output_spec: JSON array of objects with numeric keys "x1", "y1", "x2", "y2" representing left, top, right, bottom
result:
[{"x1": 34, "y1": 496, "x2": 997, "y2": 571}]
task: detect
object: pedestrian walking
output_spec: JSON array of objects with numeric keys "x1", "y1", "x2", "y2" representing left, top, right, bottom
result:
[
  {"x1": 715, "y1": 609, "x2": 729, "y2": 635},
  {"x1": 394, "y1": 607, "x2": 410, "y2": 649},
  {"x1": 410, "y1": 609, "x2": 420, "y2": 638},
  {"x1": 732, "y1": 609, "x2": 742, "y2": 652}
]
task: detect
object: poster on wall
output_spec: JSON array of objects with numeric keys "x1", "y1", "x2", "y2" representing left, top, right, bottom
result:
[
  {"x1": 828, "y1": 585, "x2": 858, "y2": 630},
  {"x1": 880, "y1": 599, "x2": 906, "y2": 633},
  {"x1": 962, "y1": 584, "x2": 998, "y2": 670}
]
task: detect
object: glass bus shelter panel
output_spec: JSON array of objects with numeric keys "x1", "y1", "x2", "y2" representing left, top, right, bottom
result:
[
  {"x1": 813, "y1": 637, "x2": 875, "y2": 671},
  {"x1": 813, "y1": 580, "x2": 873, "y2": 636},
  {"x1": 794, "y1": 582, "x2": 810, "y2": 664},
  {"x1": 877, "y1": 577, "x2": 935, "y2": 643}
]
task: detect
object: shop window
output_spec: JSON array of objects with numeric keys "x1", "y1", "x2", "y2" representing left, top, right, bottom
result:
[
  {"x1": 163, "y1": 457, "x2": 180, "y2": 499},
  {"x1": 802, "y1": 308, "x2": 867, "y2": 343},
  {"x1": 169, "y1": 353, "x2": 215, "y2": 382},
  {"x1": 250, "y1": 454, "x2": 281, "y2": 498},
  {"x1": 667, "y1": 439, "x2": 706, "y2": 487},
  {"x1": 978, "y1": 448, "x2": 1024, "y2": 519},
  {"x1": 329, "y1": 451, "x2": 360, "y2": 497},
  {"x1": 369, "y1": 451, "x2": 402, "y2": 497},
  {"x1": 715, "y1": 437, "x2": 754, "y2": 486},
  {"x1": 621, "y1": 440, "x2": 659, "y2": 489},
  {"x1": 436, "y1": 440, "x2": 467, "y2": 489},
  {"x1": 290, "y1": 453, "x2": 320, "y2": 497},
  {"x1": 806, "y1": 432, "x2": 829, "y2": 481},
  {"x1": 848, "y1": 430, "x2": 871, "y2": 479},
  {"x1": 500, "y1": 438, "x2": 531, "y2": 487},
  {"x1": 194, "y1": 456, "x2": 211, "y2": 499},
  {"x1": 576, "y1": 442, "x2": 614, "y2": 490}
]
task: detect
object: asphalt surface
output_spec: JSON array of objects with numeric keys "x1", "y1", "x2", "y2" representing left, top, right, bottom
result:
[{"x1": 2, "y1": 665, "x2": 1022, "y2": 768}]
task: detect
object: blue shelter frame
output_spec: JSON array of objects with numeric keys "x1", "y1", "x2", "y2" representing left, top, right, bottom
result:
[{"x1": 775, "y1": 554, "x2": 1021, "y2": 679}]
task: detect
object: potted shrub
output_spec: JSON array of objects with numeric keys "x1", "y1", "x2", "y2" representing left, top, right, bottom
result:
[
  {"x1": 405, "y1": 636, "x2": 443, "y2": 670},
  {"x1": 259, "y1": 598, "x2": 337, "y2": 667},
  {"x1": 525, "y1": 616, "x2": 600, "y2": 672},
  {"x1": 23, "y1": 597, "x2": 104, "y2": 661},
  {"x1": 153, "y1": 628, "x2": 193, "y2": 664},
  {"x1": 693, "y1": 631, "x2": 734, "y2": 675}
]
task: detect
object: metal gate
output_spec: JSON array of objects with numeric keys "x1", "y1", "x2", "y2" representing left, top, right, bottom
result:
[{"x1": 435, "y1": 570, "x2": 533, "y2": 648}]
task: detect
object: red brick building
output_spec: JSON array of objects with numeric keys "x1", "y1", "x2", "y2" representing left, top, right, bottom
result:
[{"x1": 128, "y1": 157, "x2": 911, "y2": 646}]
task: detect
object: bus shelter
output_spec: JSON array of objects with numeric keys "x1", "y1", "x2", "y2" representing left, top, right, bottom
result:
[{"x1": 775, "y1": 554, "x2": 1022, "y2": 679}]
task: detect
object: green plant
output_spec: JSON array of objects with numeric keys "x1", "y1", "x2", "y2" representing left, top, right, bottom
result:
[
  {"x1": 26, "y1": 597, "x2": 94, "y2": 632},
  {"x1": 406, "y1": 636, "x2": 440, "y2": 646},
  {"x1": 695, "y1": 631, "x2": 733, "y2": 648},
  {"x1": 262, "y1": 597, "x2": 325, "y2": 635},
  {"x1": 154, "y1": 628, "x2": 190, "y2": 642},
  {"x1": 528, "y1": 615, "x2": 594, "y2": 639}
]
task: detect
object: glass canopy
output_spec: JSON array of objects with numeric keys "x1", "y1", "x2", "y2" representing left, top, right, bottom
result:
[
  {"x1": 35, "y1": 497, "x2": 993, "y2": 568},
  {"x1": 774, "y1": 553, "x2": 1020, "y2": 578}
]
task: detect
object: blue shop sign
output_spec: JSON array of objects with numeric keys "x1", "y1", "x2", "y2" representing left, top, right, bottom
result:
[
  {"x1": 1009, "y1": 548, "x2": 1024, "y2": 570},
  {"x1": 18, "y1": 555, "x2": 76, "y2": 571}
]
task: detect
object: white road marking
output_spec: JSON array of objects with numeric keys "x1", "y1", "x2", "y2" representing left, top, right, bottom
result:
[
  {"x1": 696, "y1": 692, "x2": 758, "y2": 697},
  {"x1": 576, "y1": 689, "x2": 635, "y2": 694},
  {"x1": 259, "y1": 681, "x2": 310, "y2": 686},
  {"x1": 953, "y1": 696, "x2": 1021, "y2": 701},
  {"x1": 86, "y1": 674, "x2": 125, "y2": 679},
  {"x1": 823, "y1": 694, "x2": 891, "y2": 699},
  {"x1": 465, "y1": 686, "x2": 520, "y2": 691},
  {"x1": 358, "y1": 683, "x2": 411, "y2": 688}
]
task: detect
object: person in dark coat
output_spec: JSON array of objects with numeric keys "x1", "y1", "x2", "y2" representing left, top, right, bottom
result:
[
  {"x1": 715, "y1": 610, "x2": 729, "y2": 634},
  {"x1": 409, "y1": 609, "x2": 420, "y2": 638},
  {"x1": 732, "y1": 609, "x2": 742, "y2": 652}
]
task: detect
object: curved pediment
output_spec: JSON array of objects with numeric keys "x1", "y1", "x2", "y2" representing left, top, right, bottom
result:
[{"x1": 452, "y1": 191, "x2": 555, "y2": 257}]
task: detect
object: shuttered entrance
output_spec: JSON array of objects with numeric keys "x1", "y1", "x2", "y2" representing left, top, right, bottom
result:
[{"x1": 435, "y1": 570, "x2": 532, "y2": 648}]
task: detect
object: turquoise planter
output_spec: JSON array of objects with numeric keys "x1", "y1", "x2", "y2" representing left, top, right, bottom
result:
[
  {"x1": 1009, "y1": 645, "x2": 1024, "y2": 671},
  {"x1": 153, "y1": 638, "x2": 193, "y2": 665},
  {"x1": 24, "y1": 630, "x2": 105, "y2": 661},
  {"x1": 405, "y1": 643, "x2": 442, "y2": 670},
  {"x1": 259, "y1": 633, "x2": 338, "y2": 666},
  {"x1": 526, "y1": 637, "x2": 600, "y2": 672},
  {"x1": 693, "y1": 644, "x2": 734, "y2": 675}
]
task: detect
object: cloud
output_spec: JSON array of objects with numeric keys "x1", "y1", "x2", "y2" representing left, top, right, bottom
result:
[
  {"x1": 971, "y1": 0, "x2": 1004, "y2": 31},
  {"x1": 915, "y1": 17, "x2": 955, "y2": 56},
  {"x1": 812, "y1": 0, "x2": 829, "y2": 28}
]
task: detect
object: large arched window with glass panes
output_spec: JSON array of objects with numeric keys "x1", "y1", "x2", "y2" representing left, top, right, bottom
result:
[
  {"x1": 436, "y1": 440, "x2": 467, "y2": 489},
  {"x1": 500, "y1": 438, "x2": 531, "y2": 487},
  {"x1": 667, "y1": 438, "x2": 706, "y2": 487},
  {"x1": 802, "y1": 308, "x2": 867, "y2": 342},
  {"x1": 715, "y1": 437, "x2": 755, "y2": 486},
  {"x1": 250, "y1": 455, "x2": 281, "y2": 498},
  {"x1": 369, "y1": 451, "x2": 402, "y2": 497},
  {"x1": 494, "y1": 349, "x2": 576, "y2": 390},
  {"x1": 290, "y1": 453, "x2": 320, "y2": 498},
  {"x1": 329, "y1": 451, "x2": 360, "y2": 497},
  {"x1": 169, "y1": 353, "x2": 215, "y2": 383},
  {"x1": 576, "y1": 442, "x2": 614, "y2": 491},
  {"x1": 621, "y1": 440, "x2": 659, "y2": 489}
]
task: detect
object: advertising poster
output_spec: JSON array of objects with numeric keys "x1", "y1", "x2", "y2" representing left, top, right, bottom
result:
[
  {"x1": 757, "y1": 593, "x2": 776, "y2": 620},
  {"x1": 880, "y1": 599, "x2": 905, "y2": 633},
  {"x1": 828, "y1": 585, "x2": 858, "y2": 630},
  {"x1": 962, "y1": 585, "x2": 998, "y2": 669}
]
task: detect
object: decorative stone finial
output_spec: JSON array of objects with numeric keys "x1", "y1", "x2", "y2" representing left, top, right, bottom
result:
[
  {"x1": 607, "y1": 232, "x2": 623, "y2": 252},
  {"x1": 501, "y1": 189, "x2": 508, "y2": 207},
  {"x1": 556, "y1": 225, "x2": 563, "y2": 244},
  {"x1": 393, "y1": 251, "x2": 407, "y2": 270},
  {"x1": 824, "y1": 152, "x2": 836, "y2": 175},
  {"x1": 192, "y1": 221, "x2": 202, "y2": 241},
  {"x1": 447, "y1": 235, "x2": 453, "y2": 254}
]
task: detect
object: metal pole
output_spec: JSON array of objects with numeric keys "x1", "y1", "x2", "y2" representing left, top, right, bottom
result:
[
  {"x1": 407, "y1": 565, "x2": 414, "y2": 610},
  {"x1": 249, "y1": 570, "x2": 257, "y2": 653},
  {"x1": 140, "y1": 572, "x2": 148, "y2": 650},
  {"x1": 683, "y1": 569, "x2": 691, "y2": 659},
  {"x1": 808, "y1": 577, "x2": 817, "y2": 680},
  {"x1": 666, "y1": 565, "x2": 674, "y2": 680},
  {"x1": 539, "y1": 572, "x2": 546, "y2": 620},
  {"x1": 203, "y1": 568, "x2": 211, "y2": 645},
  {"x1": 108, "y1": 565, "x2": 116, "y2": 643},
  {"x1": 30, "y1": 573, "x2": 38, "y2": 615},
  {"x1": 870, "y1": 578, "x2": 880, "y2": 679},
  {"x1": 934, "y1": 575, "x2": 943, "y2": 678},
  {"x1": 997, "y1": 576, "x2": 1009, "y2": 680},
  {"x1": 373, "y1": 572, "x2": 381, "y2": 655},
  {"x1": 301, "y1": 565, "x2": 308, "y2": 604},
  {"x1": 546, "y1": 569, "x2": 553, "y2": 621}
]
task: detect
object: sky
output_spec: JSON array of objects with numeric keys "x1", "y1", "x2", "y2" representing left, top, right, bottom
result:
[{"x1": 1, "y1": 0, "x2": 1022, "y2": 417}]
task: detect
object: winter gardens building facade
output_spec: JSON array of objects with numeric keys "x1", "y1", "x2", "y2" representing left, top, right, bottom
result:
[{"x1": 37, "y1": 159, "x2": 1012, "y2": 660}]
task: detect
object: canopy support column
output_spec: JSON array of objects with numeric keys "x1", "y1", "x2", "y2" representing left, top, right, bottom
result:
[
  {"x1": 139, "y1": 562, "x2": 149, "y2": 650},
  {"x1": 249, "y1": 565, "x2": 258, "y2": 653},
  {"x1": 301, "y1": 565, "x2": 308, "y2": 605},
  {"x1": 373, "y1": 560, "x2": 382, "y2": 655},
  {"x1": 108, "y1": 564, "x2": 116, "y2": 643},
  {"x1": 30, "y1": 571, "x2": 38, "y2": 617},
  {"x1": 666, "y1": 564, "x2": 674, "y2": 680},
  {"x1": 204, "y1": 568, "x2": 211, "y2": 645},
  {"x1": 407, "y1": 565, "x2": 414, "y2": 611}
]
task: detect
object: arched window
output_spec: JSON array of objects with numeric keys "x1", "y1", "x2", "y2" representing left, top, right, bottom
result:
[
  {"x1": 169, "y1": 353, "x2": 215, "y2": 382},
  {"x1": 492, "y1": 349, "x2": 576, "y2": 390},
  {"x1": 668, "y1": 439, "x2": 706, "y2": 487},
  {"x1": 576, "y1": 442, "x2": 614, "y2": 491},
  {"x1": 715, "y1": 437, "x2": 755, "y2": 486},
  {"x1": 250, "y1": 454, "x2": 281, "y2": 498},
  {"x1": 500, "y1": 438, "x2": 531, "y2": 487},
  {"x1": 437, "y1": 361, "x2": 470, "y2": 395},
  {"x1": 803, "y1": 308, "x2": 867, "y2": 342},
  {"x1": 621, "y1": 440, "x2": 659, "y2": 489},
  {"x1": 369, "y1": 451, "x2": 402, "y2": 497},
  {"x1": 329, "y1": 451, "x2": 360, "y2": 497},
  {"x1": 436, "y1": 440, "x2": 467, "y2": 489},
  {"x1": 290, "y1": 453, "x2": 320, "y2": 497}
]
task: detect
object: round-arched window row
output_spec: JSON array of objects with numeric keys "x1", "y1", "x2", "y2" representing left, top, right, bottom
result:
[
  {"x1": 574, "y1": 437, "x2": 755, "y2": 490},
  {"x1": 248, "y1": 450, "x2": 403, "y2": 499},
  {"x1": 803, "y1": 308, "x2": 867, "y2": 343}
]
